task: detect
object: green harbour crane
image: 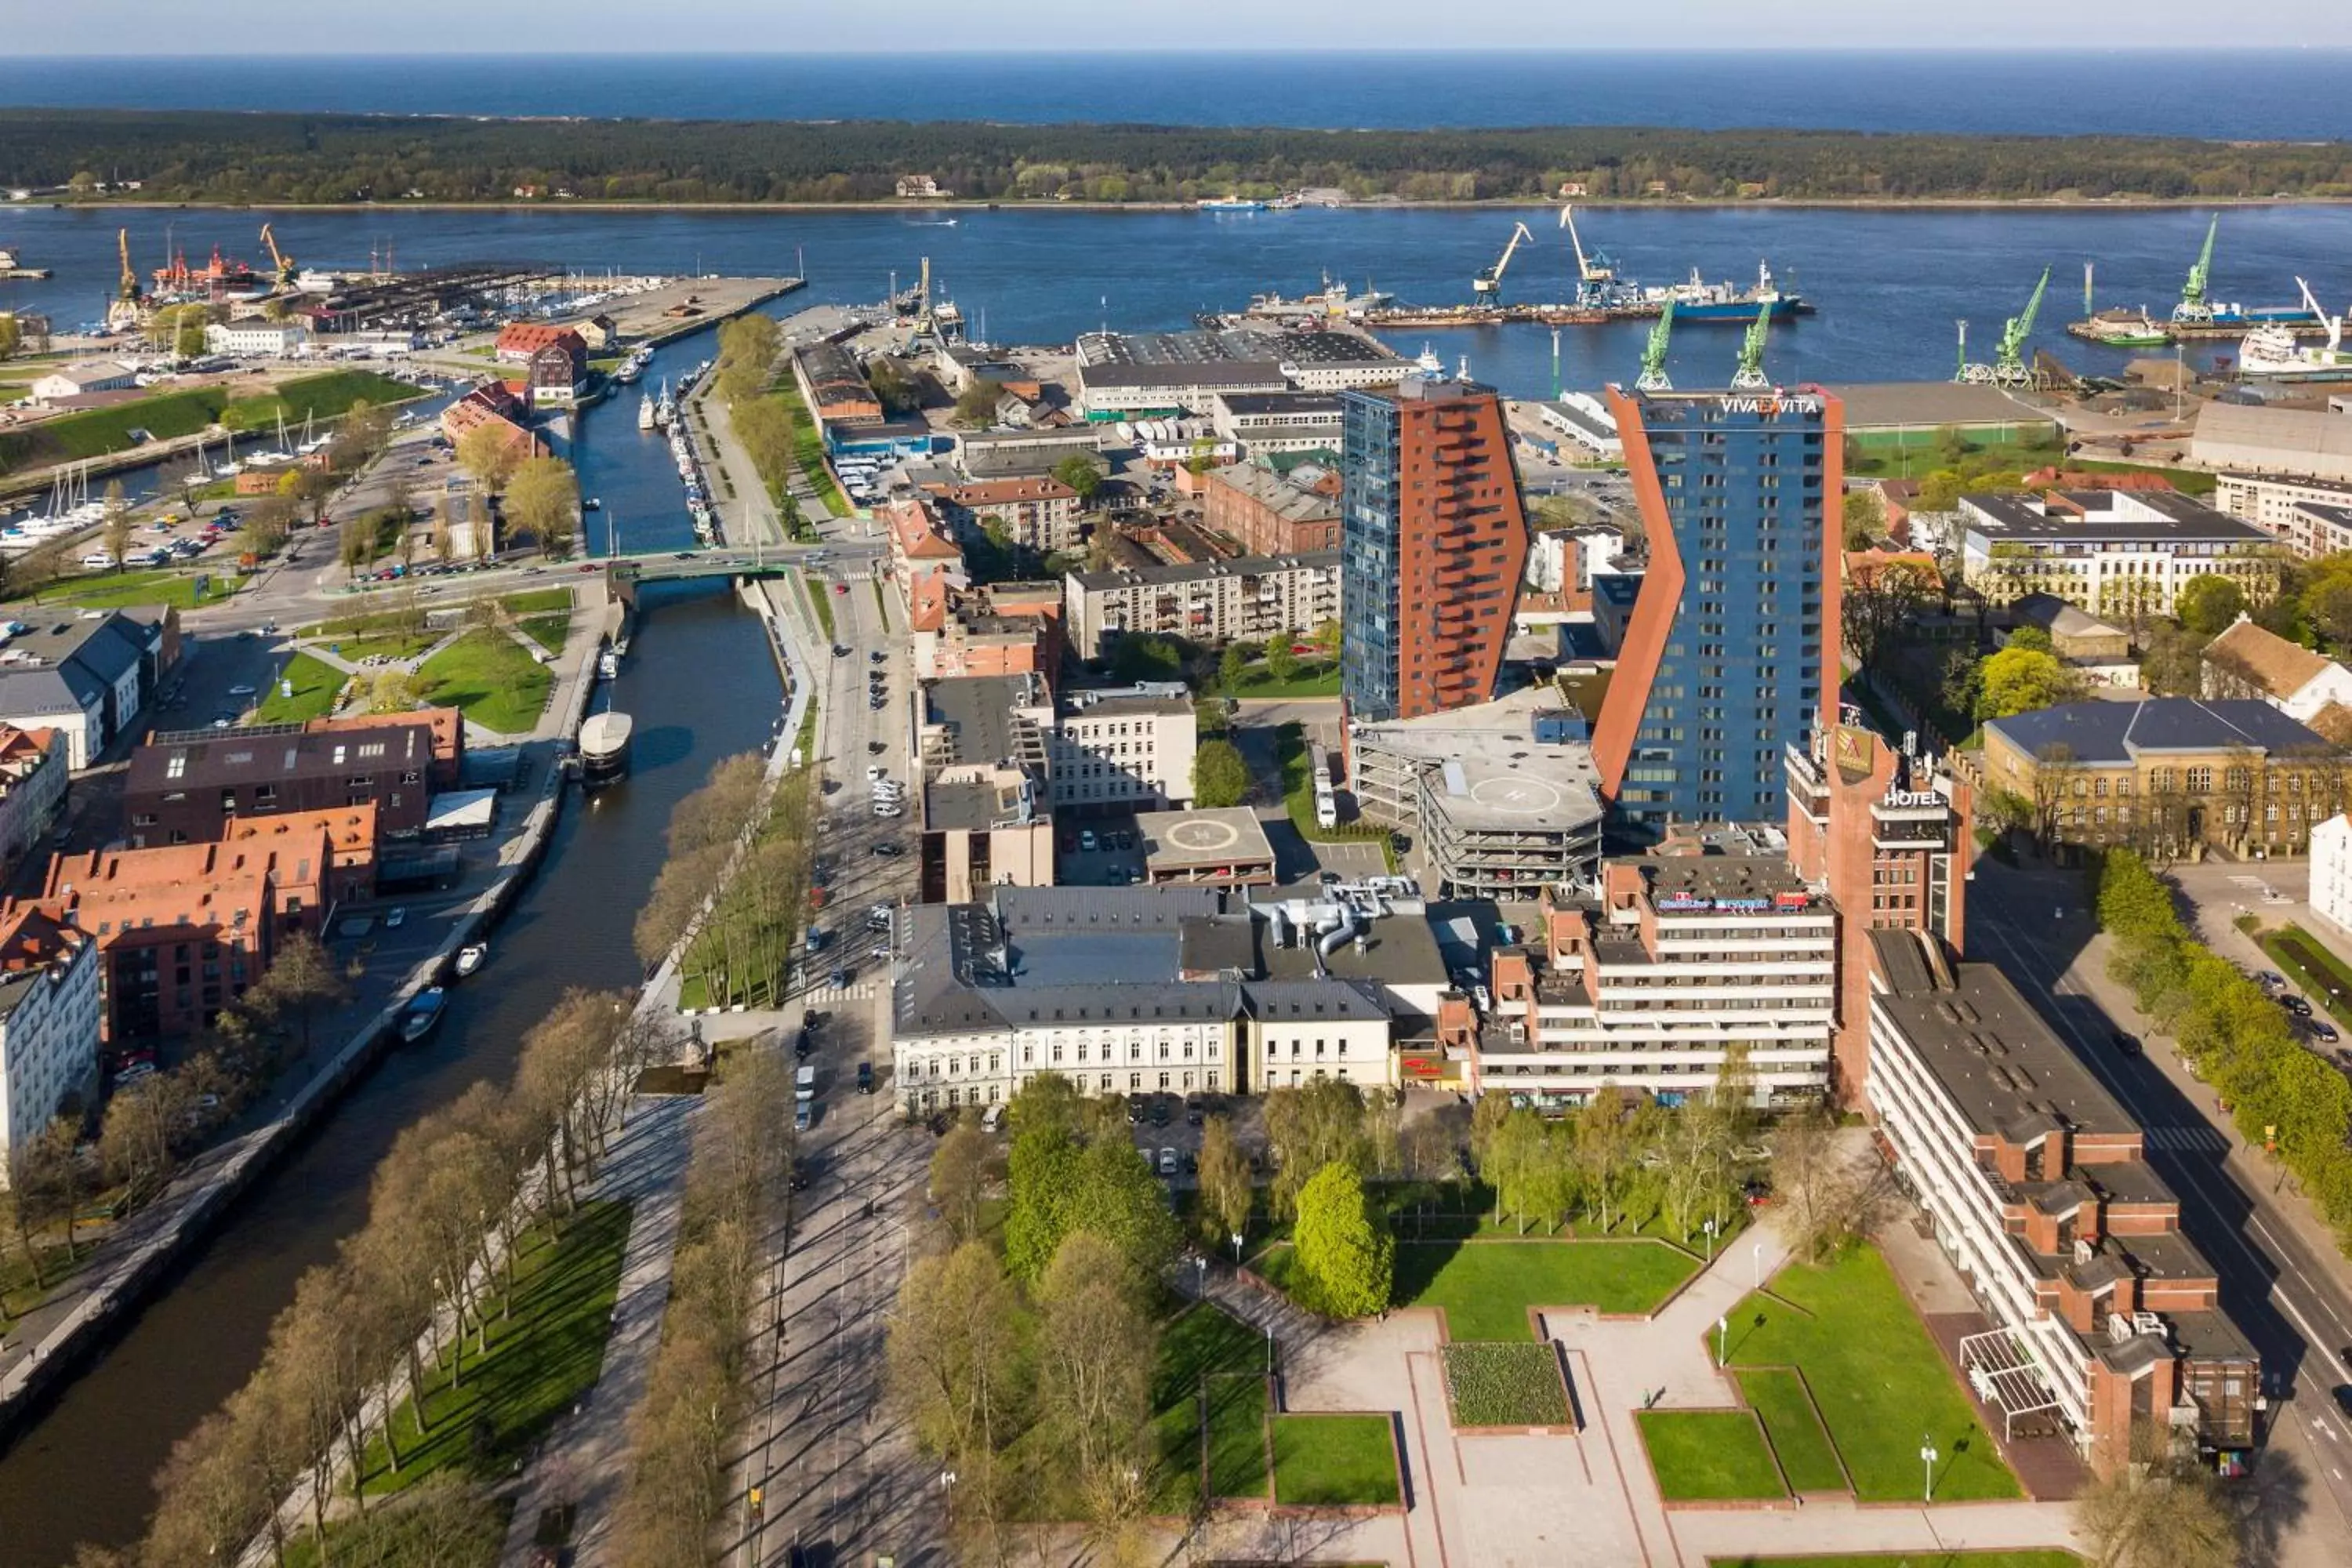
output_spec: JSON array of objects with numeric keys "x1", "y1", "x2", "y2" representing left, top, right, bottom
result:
[
  {"x1": 1959, "y1": 266, "x2": 2049, "y2": 387},
  {"x1": 2173, "y1": 216, "x2": 2220, "y2": 325},
  {"x1": 1635, "y1": 299, "x2": 1675, "y2": 393},
  {"x1": 1730, "y1": 300, "x2": 1772, "y2": 390}
]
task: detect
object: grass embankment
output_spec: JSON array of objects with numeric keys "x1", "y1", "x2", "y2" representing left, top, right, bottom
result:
[
  {"x1": 303, "y1": 606, "x2": 441, "y2": 661},
  {"x1": 1639, "y1": 1408, "x2": 1788, "y2": 1501},
  {"x1": 1272, "y1": 720, "x2": 1395, "y2": 866},
  {"x1": 506, "y1": 585, "x2": 578, "y2": 657},
  {"x1": 1270, "y1": 1414, "x2": 1400, "y2": 1507},
  {"x1": 1733, "y1": 1368, "x2": 1847, "y2": 1493},
  {"x1": 1218, "y1": 644, "x2": 1342, "y2": 699},
  {"x1": 355, "y1": 1200, "x2": 632, "y2": 1496},
  {"x1": 2253, "y1": 923, "x2": 2352, "y2": 1033},
  {"x1": 7, "y1": 567, "x2": 234, "y2": 611},
  {"x1": 0, "y1": 370, "x2": 426, "y2": 474},
  {"x1": 256, "y1": 652, "x2": 347, "y2": 723},
  {"x1": 771, "y1": 377, "x2": 850, "y2": 517},
  {"x1": 803, "y1": 569, "x2": 836, "y2": 641},
  {"x1": 419, "y1": 628, "x2": 553, "y2": 735},
  {"x1": 1727, "y1": 1244, "x2": 2020, "y2": 1502}
]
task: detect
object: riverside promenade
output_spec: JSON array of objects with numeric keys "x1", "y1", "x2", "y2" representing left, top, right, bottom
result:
[{"x1": 0, "y1": 596, "x2": 615, "y2": 1440}]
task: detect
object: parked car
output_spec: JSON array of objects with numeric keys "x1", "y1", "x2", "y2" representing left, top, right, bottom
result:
[
  {"x1": 871, "y1": 840, "x2": 902, "y2": 858},
  {"x1": 2283, "y1": 995, "x2": 2314, "y2": 1018},
  {"x1": 2110, "y1": 1030, "x2": 2142, "y2": 1058},
  {"x1": 1158, "y1": 1147, "x2": 1179, "y2": 1177},
  {"x1": 1126, "y1": 1093, "x2": 1149, "y2": 1125},
  {"x1": 857, "y1": 1061, "x2": 875, "y2": 1094},
  {"x1": 2314, "y1": 1021, "x2": 2340, "y2": 1044}
]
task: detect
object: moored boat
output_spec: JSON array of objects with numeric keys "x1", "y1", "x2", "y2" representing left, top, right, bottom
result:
[
  {"x1": 455, "y1": 944, "x2": 486, "y2": 978},
  {"x1": 399, "y1": 986, "x2": 446, "y2": 1043}
]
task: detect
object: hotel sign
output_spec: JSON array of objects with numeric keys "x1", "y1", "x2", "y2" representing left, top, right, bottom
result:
[{"x1": 1882, "y1": 789, "x2": 1944, "y2": 811}]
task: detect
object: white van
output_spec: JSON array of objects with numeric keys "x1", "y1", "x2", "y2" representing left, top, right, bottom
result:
[{"x1": 80, "y1": 551, "x2": 117, "y2": 569}]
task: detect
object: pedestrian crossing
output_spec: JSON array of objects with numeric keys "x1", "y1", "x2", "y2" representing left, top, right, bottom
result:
[
  {"x1": 801, "y1": 982, "x2": 878, "y2": 1006},
  {"x1": 2141, "y1": 1124, "x2": 2232, "y2": 1153}
]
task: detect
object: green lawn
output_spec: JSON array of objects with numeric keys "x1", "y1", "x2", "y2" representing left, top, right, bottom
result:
[
  {"x1": 501, "y1": 587, "x2": 574, "y2": 617},
  {"x1": 223, "y1": 369, "x2": 430, "y2": 432},
  {"x1": 1441, "y1": 1341, "x2": 1572, "y2": 1427},
  {"x1": 1393, "y1": 1240, "x2": 1700, "y2": 1340},
  {"x1": 1727, "y1": 1244, "x2": 2021, "y2": 1503},
  {"x1": 419, "y1": 628, "x2": 553, "y2": 735},
  {"x1": 804, "y1": 570, "x2": 836, "y2": 641},
  {"x1": 256, "y1": 652, "x2": 347, "y2": 724},
  {"x1": 0, "y1": 387, "x2": 230, "y2": 471},
  {"x1": 1735, "y1": 1368, "x2": 1847, "y2": 1494},
  {"x1": 1270, "y1": 1414, "x2": 1400, "y2": 1508},
  {"x1": 332, "y1": 629, "x2": 440, "y2": 661},
  {"x1": 518, "y1": 612, "x2": 572, "y2": 655},
  {"x1": 1638, "y1": 1409, "x2": 1787, "y2": 1501},
  {"x1": 1149, "y1": 1303, "x2": 1271, "y2": 1512},
  {"x1": 1708, "y1": 1556, "x2": 2082, "y2": 1568},
  {"x1": 1227, "y1": 661, "x2": 1341, "y2": 699},
  {"x1": 356, "y1": 1200, "x2": 632, "y2": 1495},
  {"x1": 770, "y1": 379, "x2": 850, "y2": 516},
  {"x1": 8, "y1": 566, "x2": 234, "y2": 611}
]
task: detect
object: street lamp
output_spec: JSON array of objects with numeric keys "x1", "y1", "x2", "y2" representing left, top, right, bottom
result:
[
  {"x1": 1920, "y1": 1437, "x2": 1939, "y2": 1504},
  {"x1": 1193, "y1": 1254, "x2": 1207, "y2": 1298},
  {"x1": 1265, "y1": 1322, "x2": 1275, "y2": 1377},
  {"x1": 940, "y1": 1468, "x2": 958, "y2": 1524},
  {"x1": 1751, "y1": 1240, "x2": 1762, "y2": 1290},
  {"x1": 1701, "y1": 1217, "x2": 1718, "y2": 1263},
  {"x1": 1231, "y1": 1229, "x2": 1244, "y2": 1265},
  {"x1": 1716, "y1": 1314, "x2": 1729, "y2": 1367}
]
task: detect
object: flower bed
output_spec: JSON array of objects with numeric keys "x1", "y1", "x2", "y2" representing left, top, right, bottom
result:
[{"x1": 1441, "y1": 1341, "x2": 1571, "y2": 1428}]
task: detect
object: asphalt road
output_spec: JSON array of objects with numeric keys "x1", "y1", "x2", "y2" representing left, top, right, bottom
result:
[{"x1": 1970, "y1": 858, "x2": 2352, "y2": 1561}]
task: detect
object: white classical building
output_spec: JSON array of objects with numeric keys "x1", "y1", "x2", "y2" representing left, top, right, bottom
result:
[
  {"x1": 0, "y1": 909, "x2": 100, "y2": 1184},
  {"x1": 205, "y1": 320, "x2": 309, "y2": 358},
  {"x1": 920, "y1": 674, "x2": 1200, "y2": 818}
]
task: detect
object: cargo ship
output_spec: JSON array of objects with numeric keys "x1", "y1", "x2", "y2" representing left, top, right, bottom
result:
[
  {"x1": 2071, "y1": 309, "x2": 2171, "y2": 348},
  {"x1": 1632, "y1": 260, "x2": 1813, "y2": 322},
  {"x1": 0, "y1": 248, "x2": 49, "y2": 280},
  {"x1": 2232, "y1": 280, "x2": 2351, "y2": 381},
  {"x1": 1244, "y1": 278, "x2": 1396, "y2": 321}
]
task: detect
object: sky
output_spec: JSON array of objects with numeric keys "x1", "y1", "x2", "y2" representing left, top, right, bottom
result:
[{"x1": 11, "y1": 2, "x2": 2352, "y2": 53}]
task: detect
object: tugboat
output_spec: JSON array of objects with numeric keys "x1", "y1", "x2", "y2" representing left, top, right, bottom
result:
[
  {"x1": 455, "y1": 943, "x2": 487, "y2": 978},
  {"x1": 399, "y1": 986, "x2": 447, "y2": 1044}
]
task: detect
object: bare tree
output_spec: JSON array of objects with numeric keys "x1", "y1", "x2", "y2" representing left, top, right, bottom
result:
[
  {"x1": 245, "y1": 930, "x2": 350, "y2": 1061},
  {"x1": 1769, "y1": 1102, "x2": 1891, "y2": 1264},
  {"x1": 98, "y1": 1070, "x2": 195, "y2": 1209},
  {"x1": 931, "y1": 1121, "x2": 990, "y2": 1243},
  {"x1": 887, "y1": 1240, "x2": 1030, "y2": 1471},
  {"x1": 144, "y1": 1407, "x2": 278, "y2": 1568},
  {"x1": 2076, "y1": 1444, "x2": 2240, "y2": 1568},
  {"x1": 101, "y1": 480, "x2": 133, "y2": 572},
  {"x1": 1574, "y1": 1086, "x2": 1636, "y2": 1236}
]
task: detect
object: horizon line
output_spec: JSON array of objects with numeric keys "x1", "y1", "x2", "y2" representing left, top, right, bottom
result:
[{"x1": 11, "y1": 44, "x2": 2352, "y2": 59}]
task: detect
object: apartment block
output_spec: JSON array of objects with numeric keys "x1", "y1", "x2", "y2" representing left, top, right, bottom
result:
[
  {"x1": 2212, "y1": 470, "x2": 2352, "y2": 557},
  {"x1": 1201, "y1": 463, "x2": 1342, "y2": 556},
  {"x1": 1867, "y1": 928, "x2": 2259, "y2": 1477},
  {"x1": 1592, "y1": 387, "x2": 1838, "y2": 833},
  {"x1": 919, "y1": 674, "x2": 1197, "y2": 818},
  {"x1": 125, "y1": 720, "x2": 438, "y2": 848},
  {"x1": 31, "y1": 844, "x2": 279, "y2": 1039},
  {"x1": 1482, "y1": 851, "x2": 1837, "y2": 1110},
  {"x1": 0, "y1": 906, "x2": 99, "y2": 1184},
  {"x1": 1339, "y1": 379, "x2": 1530, "y2": 723},
  {"x1": 1063, "y1": 551, "x2": 1339, "y2": 660},
  {"x1": 1958, "y1": 490, "x2": 2278, "y2": 620}
]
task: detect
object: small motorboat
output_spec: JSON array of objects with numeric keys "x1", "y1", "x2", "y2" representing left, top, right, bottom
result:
[
  {"x1": 399, "y1": 986, "x2": 447, "y2": 1044},
  {"x1": 583, "y1": 497, "x2": 602, "y2": 512},
  {"x1": 455, "y1": 944, "x2": 487, "y2": 978}
]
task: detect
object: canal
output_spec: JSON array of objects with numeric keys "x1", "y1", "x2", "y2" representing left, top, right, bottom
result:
[{"x1": 0, "y1": 322, "x2": 782, "y2": 1566}]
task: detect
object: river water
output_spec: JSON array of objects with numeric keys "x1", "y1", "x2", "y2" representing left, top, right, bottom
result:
[
  {"x1": 0, "y1": 318, "x2": 779, "y2": 1566},
  {"x1": 5, "y1": 204, "x2": 2352, "y2": 401}
]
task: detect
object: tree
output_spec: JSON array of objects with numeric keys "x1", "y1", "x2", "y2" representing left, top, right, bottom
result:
[
  {"x1": 1933, "y1": 423, "x2": 1969, "y2": 466},
  {"x1": 1975, "y1": 645, "x2": 2082, "y2": 720},
  {"x1": 1841, "y1": 487, "x2": 1883, "y2": 550},
  {"x1": 887, "y1": 1240, "x2": 1029, "y2": 1468},
  {"x1": 2075, "y1": 1446, "x2": 2239, "y2": 1568},
  {"x1": 245, "y1": 930, "x2": 350, "y2": 1062},
  {"x1": 931, "y1": 1121, "x2": 990, "y2": 1243},
  {"x1": 1191, "y1": 738, "x2": 1250, "y2": 808},
  {"x1": 1573, "y1": 1086, "x2": 1637, "y2": 1235},
  {"x1": 1264, "y1": 637, "x2": 1300, "y2": 684},
  {"x1": 0, "y1": 313, "x2": 20, "y2": 361},
  {"x1": 2176, "y1": 573, "x2": 2246, "y2": 637},
  {"x1": 1052, "y1": 452, "x2": 1105, "y2": 506},
  {"x1": 1036, "y1": 1231, "x2": 1157, "y2": 1508},
  {"x1": 2005, "y1": 625, "x2": 2053, "y2": 654},
  {"x1": 98, "y1": 1070, "x2": 194, "y2": 1208},
  {"x1": 953, "y1": 377, "x2": 1006, "y2": 429},
  {"x1": 504, "y1": 454, "x2": 580, "y2": 555},
  {"x1": 1063, "y1": 1136, "x2": 1179, "y2": 1281},
  {"x1": 454, "y1": 422, "x2": 524, "y2": 495},
  {"x1": 1289, "y1": 1161, "x2": 1392, "y2": 1318},
  {"x1": 1841, "y1": 554, "x2": 1936, "y2": 673},
  {"x1": 1218, "y1": 641, "x2": 1251, "y2": 692},
  {"x1": 101, "y1": 480, "x2": 133, "y2": 572},
  {"x1": 1262, "y1": 1078, "x2": 1370, "y2": 1218},
  {"x1": 1195, "y1": 1115, "x2": 1253, "y2": 1253},
  {"x1": 2138, "y1": 622, "x2": 2208, "y2": 697},
  {"x1": 1769, "y1": 1102, "x2": 1882, "y2": 1263},
  {"x1": 2304, "y1": 571, "x2": 2352, "y2": 652}
]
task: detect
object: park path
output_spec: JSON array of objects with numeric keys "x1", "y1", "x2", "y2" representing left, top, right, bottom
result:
[{"x1": 497, "y1": 1093, "x2": 700, "y2": 1567}]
